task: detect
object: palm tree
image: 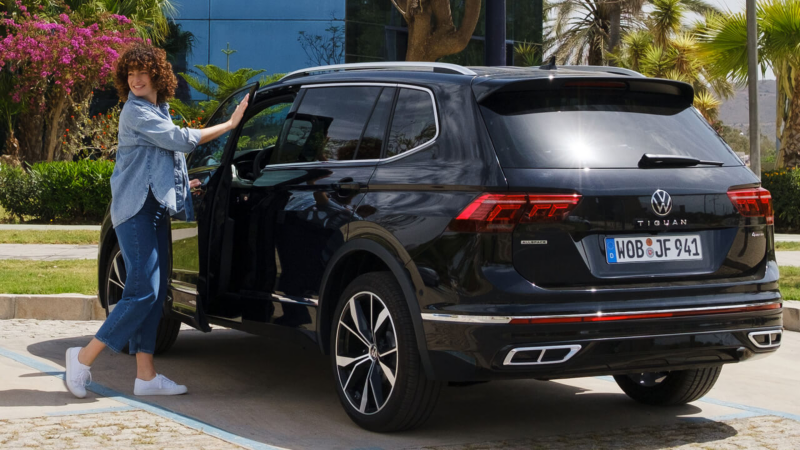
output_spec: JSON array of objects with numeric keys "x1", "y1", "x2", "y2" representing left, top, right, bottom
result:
[
  {"x1": 699, "y1": 0, "x2": 800, "y2": 167},
  {"x1": 546, "y1": 0, "x2": 718, "y2": 65},
  {"x1": 694, "y1": 90, "x2": 722, "y2": 122},
  {"x1": 608, "y1": 0, "x2": 733, "y2": 123}
]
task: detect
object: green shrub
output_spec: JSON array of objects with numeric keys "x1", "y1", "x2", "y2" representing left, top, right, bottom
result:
[
  {"x1": 0, "y1": 164, "x2": 40, "y2": 219},
  {"x1": 0, "y1": 160, "x2": 113, "y2": 223},
  {"x1": 762, "y1": 169, "x2": 800, "y2": 232}
]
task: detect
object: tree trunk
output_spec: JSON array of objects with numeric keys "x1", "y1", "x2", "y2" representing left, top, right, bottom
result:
[
  {"x1": 778, "y1": 70, "x2": 800, "y2": 168},
  {"x1": 399, "y1": 0, "x2": 482, "y2": 62},
  {"x1": 44, "y1": 91, "x2": 69, "y2": 162},
  {"x1": 406, "y1": 9, "x2": 434, "y2": 61},
  {"x1": 607, "y1": 2, "x2": 621, "y2": 58},
  {"x1": 588, "y1": 37, "x2": 604, "y2": 65},
  {"x1": 17, "y1": 109, "x2": 45, "y2": 163}
]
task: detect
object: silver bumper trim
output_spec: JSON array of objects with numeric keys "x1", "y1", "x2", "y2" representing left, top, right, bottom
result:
[{"x1": 421, "y1": 301, "x2": 782, "y2": 324}]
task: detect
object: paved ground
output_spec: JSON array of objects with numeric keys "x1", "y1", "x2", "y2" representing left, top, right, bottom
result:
[
  {"x1": 776, "y1": 251, "x2": 800, "y2": 267},
  {"x1": 1, "y1": 319, "x2": 799, "y2": 450},
  {"x1": 0, "y1": 225, "x2": 101, "y2": 231},
  {"x1": 0, "y1": 244, "x2": 97, "y2": 261}
]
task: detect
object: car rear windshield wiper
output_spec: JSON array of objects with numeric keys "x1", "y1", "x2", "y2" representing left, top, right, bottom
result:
[{"x1": 638, "y1": 154, "x2": 724, "y2": 168}]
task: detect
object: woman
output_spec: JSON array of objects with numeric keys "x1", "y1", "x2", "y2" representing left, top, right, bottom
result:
[{"x1": 64, "y1": 43, "x2": 248, "y2": 398}]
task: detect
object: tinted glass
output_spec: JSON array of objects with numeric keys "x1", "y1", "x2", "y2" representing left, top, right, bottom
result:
[
  {"x1": 271, "y1": 86, "x2": 381, "y2": 164},
  {"x1": 236, "y1": 99, "x2": 294, "y2": 154},
  {"x1": 187, "y1": 86, "x2": 253, "y2": 170},
  {"x1": 479, "y1": 90, "x2": 742, "y2": 169},
  {"x1": 386, "y1": 88, "x2": 437, "y2": 158},
  {"x1": 355, "y1": 87, "x2": 395, "y2": 160}
]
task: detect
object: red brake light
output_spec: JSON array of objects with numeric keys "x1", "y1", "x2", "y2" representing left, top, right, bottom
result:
[
  {"x1": 450, "y1": 193, "x2": 581, "y2": 233},
  {"x1": 727, "y1": 187, "x2": 773, "y2": 225},
  {"x1": 562, "y1": 81, "x2": 627, "y2": 89}
]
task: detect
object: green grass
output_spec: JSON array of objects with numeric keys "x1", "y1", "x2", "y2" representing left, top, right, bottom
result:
[
  {"x1": 779, "y1": 266, "x2": 800, "y2": 300},
  {"x1": 171, "y1": 235, "x2": 199, "y2": 271},
  {"x1": 775, "y1": 241, "x2": 800, "y2": 251},
  {"x1": 0, "y1": 259, "x2": 97, "y2": 295},
  {"x1": 0, "y1": 230, "x2": 100, "y2": 244}
]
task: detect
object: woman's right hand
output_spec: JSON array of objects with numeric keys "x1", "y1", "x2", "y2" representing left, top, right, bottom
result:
[{"x1": 228, "y1": 94, "x2": 250, "y2": 130}]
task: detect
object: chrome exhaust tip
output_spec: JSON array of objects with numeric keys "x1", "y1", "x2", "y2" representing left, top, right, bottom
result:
[
  {"x1": 748, "y1": 330, "x2": 782, "y2": 349},
  {"x1": 503, "y1": 344, "x2": 582, "y2": 366}
]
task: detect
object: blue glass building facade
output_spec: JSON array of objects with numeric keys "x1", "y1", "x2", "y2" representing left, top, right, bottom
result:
[{"x1": 173, "y1": 0, "x2": 542, "y2": 100}]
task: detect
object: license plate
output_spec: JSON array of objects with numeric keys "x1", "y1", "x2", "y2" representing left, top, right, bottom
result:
[{"x1": 606, "y1": 235, "x2": 702, "y2": 264}]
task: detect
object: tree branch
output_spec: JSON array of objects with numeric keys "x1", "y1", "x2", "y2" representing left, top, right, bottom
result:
[{"x1": 452, "y1": 0, "x2": 482, "y2": 48}]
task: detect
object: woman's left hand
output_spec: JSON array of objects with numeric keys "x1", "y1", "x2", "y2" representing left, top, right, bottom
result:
[{"x1": 229, "y1": 94, "x2": 249, "y2": 130}]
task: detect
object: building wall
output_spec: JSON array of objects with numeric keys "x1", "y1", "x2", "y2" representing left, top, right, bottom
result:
[
  {"x1": 172, "y1": 0, "x2": 542, "y2": 101},
  {"x1": 173, "y1": 0, "x2": 346, "y2": 100}
]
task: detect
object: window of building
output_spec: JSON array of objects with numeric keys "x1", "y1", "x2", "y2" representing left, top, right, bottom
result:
[{"x1": 386, "y1": 88, "x2": 436, "y2": 158}]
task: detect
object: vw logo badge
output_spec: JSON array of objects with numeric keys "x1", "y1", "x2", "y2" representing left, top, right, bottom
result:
[{"x1": 651, "y1": 189, "x2": 672, "y2": 216}]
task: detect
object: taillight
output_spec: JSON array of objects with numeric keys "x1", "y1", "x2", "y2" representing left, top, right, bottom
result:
[
  {"x1": 727, "y1": 187, "x2": 774, "y2": 225},
  {"x1": 449, "y1": 193, "x2": 581, "y2": 233}
]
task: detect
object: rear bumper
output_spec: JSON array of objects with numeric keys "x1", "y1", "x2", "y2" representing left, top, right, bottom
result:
[{"x1": 422, "y1": 305, "x2": 783, "y2": 381}]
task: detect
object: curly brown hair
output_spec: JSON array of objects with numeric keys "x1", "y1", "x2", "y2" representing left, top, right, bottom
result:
[{"x1": 114, "y1": 43, "x2": 177, "y2": 104}]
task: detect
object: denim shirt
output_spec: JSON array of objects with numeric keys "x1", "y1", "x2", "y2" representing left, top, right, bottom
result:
[{"x1": 110, "y1": 92, "x2": 202, "y2": 228}]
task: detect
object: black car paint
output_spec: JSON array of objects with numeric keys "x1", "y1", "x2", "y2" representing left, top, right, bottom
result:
[{"x1": 97, "y1": 68, "x2": 782, "y2": 383}]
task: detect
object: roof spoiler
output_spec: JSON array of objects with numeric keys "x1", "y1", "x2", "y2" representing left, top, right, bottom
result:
[{"x1": 473, "y1": 76, "x2": 695, "y2": 106}]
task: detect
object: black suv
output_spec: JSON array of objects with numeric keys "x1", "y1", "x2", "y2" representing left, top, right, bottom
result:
[{"x1": 98, "y1": 62, "x2": 783, "y2": 432}]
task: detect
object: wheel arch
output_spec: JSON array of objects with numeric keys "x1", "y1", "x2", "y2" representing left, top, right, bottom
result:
[{"x1": 317, "y1": 237, "x2": 434, "y2": 379}]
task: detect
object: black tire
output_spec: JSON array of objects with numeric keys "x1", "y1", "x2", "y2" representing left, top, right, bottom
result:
[
  {"x1": 330, "y1": 272, "x2": 443, "y2": 432},
  {"x1": 103, "y1": 242, "x2": 182, "y2": 355},
  {"x1": 613, "y1": 367, "x2": 722, "y2": 406}
]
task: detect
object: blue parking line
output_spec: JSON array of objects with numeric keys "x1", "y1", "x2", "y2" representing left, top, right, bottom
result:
[
  {"x1": 0, "y1": 346, "x2": 288, "y2": 450},
  {"x1": 593, "y1": 375, "x2": 800, "y2": 422}
]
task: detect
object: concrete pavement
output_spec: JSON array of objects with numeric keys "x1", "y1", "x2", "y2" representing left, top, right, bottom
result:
[
  {"x1": 0, "y1": 224, "x2": 100, "y2": 231},
  {"x1": 0, "y1": 244, "x2": 97, "y2": 260},
  {"x1": 1, "y1": 319, "x2": 799, "y2": 449},
  {"x1": 777, "y1": 251, "x2": 800, "y2": 267}
]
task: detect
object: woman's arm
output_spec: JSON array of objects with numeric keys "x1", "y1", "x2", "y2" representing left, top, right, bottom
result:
[{"x1": 197, "y1": 94, "x2": 249, "y2": 145}]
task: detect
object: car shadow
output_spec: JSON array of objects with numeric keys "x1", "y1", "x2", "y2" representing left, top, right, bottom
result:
[{"x1": 24, "y1": 329, "x2": 737, "y2": 450}]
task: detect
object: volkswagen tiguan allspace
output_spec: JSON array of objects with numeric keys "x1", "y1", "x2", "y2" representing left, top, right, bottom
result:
[{"x1": 98, "y1": 62, "x2": 783, "y2": 432}]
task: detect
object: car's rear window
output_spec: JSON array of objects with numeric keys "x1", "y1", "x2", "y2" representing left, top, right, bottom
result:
[{"x1": 479, "y1": 89, "x2": 742, "y2": 169}]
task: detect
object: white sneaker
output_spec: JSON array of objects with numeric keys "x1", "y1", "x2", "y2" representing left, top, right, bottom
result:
[
  {"x1": 64, "y1": 347, "x2": 92, "y2": 398},
  {"x1": 133, "y1": 374, "x2": 188, "y2": 396}
]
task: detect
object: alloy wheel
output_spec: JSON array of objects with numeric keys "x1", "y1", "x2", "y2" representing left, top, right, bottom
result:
[
  {"x1": 335, "y1": 291, "x2": 398, "y2": 415},
  {"x1": 627, "y1": 372, "x2": 668, "y2": 387},
  {"x1": 105, "y1": 249, "x2": 126, "y2": 313}
]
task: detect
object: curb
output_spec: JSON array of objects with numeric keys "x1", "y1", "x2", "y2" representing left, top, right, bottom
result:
[
  {"x1": 0, "y1": 294, "x2": 105, "y2": 321},
  {"x1": 784, "y1": 300, "x2": 800, "y2": 333}
]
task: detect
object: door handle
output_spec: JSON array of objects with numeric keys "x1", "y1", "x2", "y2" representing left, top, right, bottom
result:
[{"x1": 334, "y1": 177, "x2": 366, "y2": 192}]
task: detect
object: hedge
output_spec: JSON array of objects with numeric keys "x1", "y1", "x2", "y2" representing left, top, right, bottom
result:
[
  {"x1": 0, "y1": 160, "x2": 113, "y2": 223},
  {"x1": 761, "y1": 169, "x2": 800, "y2": 232}
]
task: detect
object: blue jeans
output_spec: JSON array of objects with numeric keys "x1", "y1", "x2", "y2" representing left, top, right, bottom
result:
[{"x1": 96, "y1": 190, "x2": 170, "y2": 355}]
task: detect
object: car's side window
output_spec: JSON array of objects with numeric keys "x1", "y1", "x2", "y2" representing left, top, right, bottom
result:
[
  {"x1": 385, "y1": 88, "x2": 437, "y2": 158},
  {"x1": 355, "y1": 87, "x2": 396, "y2": 161},
  {"x1": 235, "y1": 97, "x2": 294, "y2": 156},
  {"x1": 270, "y1": 86, "x2": 382, "y2": 164},
  {"x1": 186, "y1": 87, "x2": 253, "y2": 170}
]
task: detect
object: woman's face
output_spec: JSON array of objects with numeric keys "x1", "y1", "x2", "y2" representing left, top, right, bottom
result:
[{"x1": 128, "y1": 68, "x2": 155, "y2": 99}]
